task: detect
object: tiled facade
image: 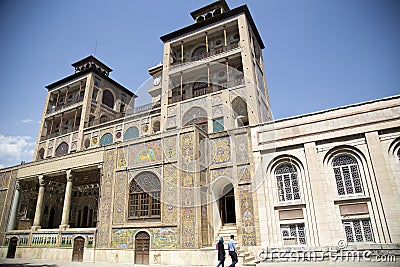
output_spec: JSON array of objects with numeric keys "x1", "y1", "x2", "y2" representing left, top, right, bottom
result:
[{"x1": 0, "y1": 1, "x2": 399, "y2": 266}]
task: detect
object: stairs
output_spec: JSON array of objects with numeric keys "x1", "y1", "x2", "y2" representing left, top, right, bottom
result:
[{"x1": 214, "y1": 224, "x2": 260, "y2": 267}]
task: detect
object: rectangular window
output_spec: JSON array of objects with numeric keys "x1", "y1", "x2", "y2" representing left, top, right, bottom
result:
[
  {"x1": 343, "y1": 219, "x2": 374, "y2": 243},
  {"x1": 94, "y1": 77, "x2": 100, "y2": 87},
  {"x1": 281, "y1": 223, "x2": 306, "y2": 246},
  {"x1": 213, "y1": 117, "x2": 224, "y2": 132}
]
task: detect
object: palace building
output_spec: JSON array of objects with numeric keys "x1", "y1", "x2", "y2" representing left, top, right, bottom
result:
[{"x1": 0, "y1": 1, "x2": 399, "y2": 266}]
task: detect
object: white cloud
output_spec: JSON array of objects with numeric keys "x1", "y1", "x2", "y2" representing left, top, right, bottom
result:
[
  {"x1": 0, "y1": 134, "x2": 35, "y2": 167},
  {"x1": 19, "y1": 119, "x2": 35, "y2": 123}
]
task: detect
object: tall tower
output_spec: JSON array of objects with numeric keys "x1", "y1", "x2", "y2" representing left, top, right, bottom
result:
[
  {"x1": 159, "y1": 0, "x2": 271, "y2": 133},
  {"x1": 34, "y1": 56, "x2": 136, "y2": 160}
]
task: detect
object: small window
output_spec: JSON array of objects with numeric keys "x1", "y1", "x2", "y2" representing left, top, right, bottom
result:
[
  {"x1": 55, "y1": 142, "x2": 69, "y2": 156},
  {"x1": 281, "y1": 223, "x2": 306, "y2": 246},
  {"x1": 37, "y1": 148, "x2": 45, "y2": 160},
  {"x1": 213, "y1": 117, "x2": 224, "y2": 132},
  {"x1": 120, "y1": 104, "x2": 125, "y2": 113},
  {"x1": 343, "y1": 219, "x2": 374, "y2": 243},
  {"x1": 94, "y1": 78, "x2": 100, "y2": 87},
  {"x1": 102, "y1": 90, "x2": 114, "y2": 109}
]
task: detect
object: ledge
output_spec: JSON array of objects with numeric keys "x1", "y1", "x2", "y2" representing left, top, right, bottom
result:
[
  {"x1": 274, "y1": 202, "x2": 306, "y2": 210},
  {"x1": 333, "y1": 196, "x2": 371, "y2": 205}
]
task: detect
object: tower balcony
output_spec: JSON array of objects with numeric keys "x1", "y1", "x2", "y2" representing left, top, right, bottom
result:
[
  {"x1": 171, "y1": 42, "x2": 239, "y2": 68},
  {"x1": 168, "y1": 76, "x2": 244, "y2": 104}
]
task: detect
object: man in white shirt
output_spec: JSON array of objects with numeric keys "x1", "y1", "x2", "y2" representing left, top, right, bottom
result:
[{"x1": 227, "y1": 235, "x2": 238, "y2": 267}]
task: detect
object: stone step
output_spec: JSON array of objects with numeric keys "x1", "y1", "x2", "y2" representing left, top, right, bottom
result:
[{"x1": 244, "y1": 255, "x2": 255, "y2": 262}]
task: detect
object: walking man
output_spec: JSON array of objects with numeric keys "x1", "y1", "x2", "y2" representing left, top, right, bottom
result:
[{"x1": 227, "y1": 235, "x2": 238, "y2": 267}]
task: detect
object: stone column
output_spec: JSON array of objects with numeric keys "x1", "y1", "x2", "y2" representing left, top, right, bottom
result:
[
  {"x1": 7, "y1": 181, "x2": 20, "y2": 231},
  {"x1": 60, "y1": 170, "x2": 73, "y2": 230},
  {"x1": 32, "y1": 175, "x2": 45, "y2": 230}
]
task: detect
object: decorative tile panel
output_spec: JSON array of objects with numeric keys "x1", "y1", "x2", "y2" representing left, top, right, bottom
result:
[
  {"x1": 212, "y1": 105, "x2": 223, "y2": 118},
  {"x1": 211, "y1": 167, "x2": 232, "y2": 181},
  {"x1": 230, "y1": 88, "x2": 247, "y2": 100},
  {"x1": 210, "y1": 137, "x2": 231, "y2": 165},
  {"x1": 212, "y1": 94, "x2": 222, "y2": 105},
  {"x1": 117, "y1": 147, "x2": 127, "y2": 168},
  {"x1": 235, "y1": 134, "x2": 250, "y2": 164},
  {"x1": 128, "y1": 140, "x2": 162, "y2": 167},
  {"x1": 238, "y1": 164, "x2": 251, "y2": 184},
  {"x1": 181, "y1": 98, "x2": 207, "y2": 115},
  {"x1": 181, "y1": 207, "x2": 196, "y2": 248},
  {"x1": 180, "y1": 132, "x2": 196, "y2": 249},
  {"x1": 97, "y1": 149, "x2": 115, "y2": 247},
  {"x1": 113, "y1": 171, "x2": 127, "y2": 224},
  {"x1": 152, "y1": 227, "x2": 177, "y2": 249},
  {"x1": 166, "y1": 116, "x2": 176, "y2": 129},
  {"x1": 112, "y1": 228, "x2": 137, "y2": 248},
  {"x1": 239, "y1": 185, "x2": 257, "y2": 246},
  {"x1": 162, "y1": 165, "x2": 178, "y2": 223},
  {"x1": 163, "y1": 136, "x2": 177, "y2": 162}
]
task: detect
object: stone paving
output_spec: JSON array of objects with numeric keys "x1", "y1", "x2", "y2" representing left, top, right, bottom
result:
[{"x1": 0, "y1": 258, "x2": 217, "y2": 267}]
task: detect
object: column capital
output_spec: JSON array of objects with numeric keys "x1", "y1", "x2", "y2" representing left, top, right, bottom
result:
[
  {"x1": 38, "y1": 175, "x2": 45, "y2": 186},
  {"x1": 66, "y1": 169, "x2": 73, "y2": 182}
]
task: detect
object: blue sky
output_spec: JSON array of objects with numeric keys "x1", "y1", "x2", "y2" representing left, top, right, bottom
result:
[{"x1": 0, "y1": 0, "x2": 399, "y2": 168}]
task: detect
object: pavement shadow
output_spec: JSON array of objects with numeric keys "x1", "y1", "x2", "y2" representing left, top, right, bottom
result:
[{"x1": 0, "y1": 264, "x2": 58, "y2": 267}]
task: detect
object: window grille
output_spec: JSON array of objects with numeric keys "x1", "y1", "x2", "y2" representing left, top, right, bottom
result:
[
  {"x1": 129, "y1": 172, "x2": 161, "y2": 219},
  {"x1": 332, "y1": 155, "x2": 363, "y2": 195},
  {"x1": 281, "y1": 223, "x2": 306, "y2": 245},
  {"x1": 275, "y1": 164, "x2": 300, "y2": 201},
  {"x1": 343, "y1": 219, "x2": 374, "y2": 243}
]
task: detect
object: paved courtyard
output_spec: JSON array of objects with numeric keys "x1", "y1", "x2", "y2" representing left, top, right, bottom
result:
[{"x1": 0, "y1": 258, "x2": 216, "y2": 267}]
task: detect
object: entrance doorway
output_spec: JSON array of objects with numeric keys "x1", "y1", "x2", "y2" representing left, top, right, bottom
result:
[
  {"x1": 135, "y1": 231, "x2": 150, "y2": 265},
  {"x1": 72, "y1": 237, "x2": 85, "y2": 262},
  {"x1": 6, "y1": 237, "x2": 18, "y2": 258},
  {"x1": 220, "y1": 185, "x2": 236, "y2": 224}
]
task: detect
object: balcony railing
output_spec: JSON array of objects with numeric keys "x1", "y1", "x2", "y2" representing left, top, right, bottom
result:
[
  {"x1": 171, "y1": 42, "x2": 239, "y2": 67},
  {"x1": 41, "y1": 126, "x2": 79, "y2": 141},
  {"x1": 46, "y1": 95, "x2": 84, "y2": 115},
  {"x1": 84, "y1": 101, "x2": 161, "y2": 128},
  {"x1": 168, "y1": 77, "x2": 244, "y2": 104},
  {"x1": 133, "y1": 101, "x2": 161, "y2": 113}
]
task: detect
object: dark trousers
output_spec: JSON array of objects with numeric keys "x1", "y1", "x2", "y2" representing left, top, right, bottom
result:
[{"x1": 228, "y1": 251, "x2": 238, "y2": 267}]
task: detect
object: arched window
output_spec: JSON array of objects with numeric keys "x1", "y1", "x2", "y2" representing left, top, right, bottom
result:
[
  {"x1": 192, "y1": 46, "x2": 207, "y2": 58},
  {"x1": 99, "y1": 133, "x2": 113, "y2": 146},
  {"x1": 275, "y1": 164, "x2": 300, "y2": 202},
  {"x1": 55, "y1": 142, "x2": 69, "y2": 156},
  {"x1": 124, "y1": 126, "x2": 139, "y2": 141},
  {"x1": 102, "y1": 90, "x2": 114, "y2": 109},
  {"x1": 182, "y1": 107, "x2": 208, "y2": 132},
  {"x1": 100, "y1": 115, "x2": 109, "y2": 123},
  {"x1": 129, "y1": 172, "x2": 161, "y2": 219},
  {"x1": 332, "y1": 155, "x2": 363, "y2": 196},
  {"x1": 232, "y1": 97, "x2": 248, "y2": 126}
]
